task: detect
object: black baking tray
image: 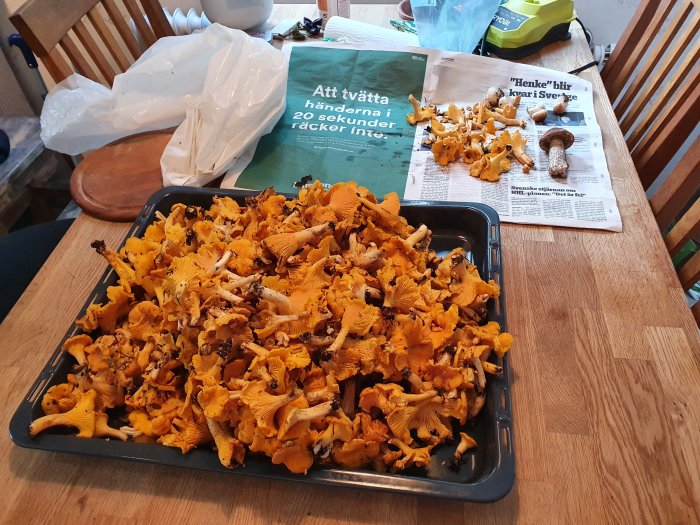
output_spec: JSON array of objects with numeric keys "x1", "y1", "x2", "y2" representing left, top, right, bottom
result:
[{"x1": 10, "y1": 186, "x2": 514, "y2": 502}]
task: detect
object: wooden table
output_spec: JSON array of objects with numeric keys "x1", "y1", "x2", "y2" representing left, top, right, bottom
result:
[{"x1": 2, "y1": 5, "x2": 699, "y2": 524}]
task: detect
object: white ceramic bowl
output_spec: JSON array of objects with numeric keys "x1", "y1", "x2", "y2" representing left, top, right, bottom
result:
[{"x1": 200, "y1": 0, "x2": 273, "y2": 30}]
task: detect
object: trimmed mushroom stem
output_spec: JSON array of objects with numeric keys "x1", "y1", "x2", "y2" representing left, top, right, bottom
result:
[
  {"x1": 241, "y1": 341, "x2": 269, "y2": 357},
  {"x1": 95, "y1": 414, "x2": 128, "y2": 441},
  {"x1": 469, "y1": 392, "x2": 486, "y2": 418},
  {"x1": 250, "y1": 283, "x2": 293, "y2": 313},
  {"x1": 482, "y1": 361, "x2": 503, "y2": 375},
  {"x1": 267, "y1": 313, "x2": 308, "y2": 325},
  {"x1": 279, "y1": 400, "x2": 334, "y2": 439},
  {"x1": 308, "y1": 335, "x2": 334, "y2": 347},
  {"x1": 218, "y1": 269, "x2": 242, "y2": 280},
  {"x1": 306, "y1": 389, "x2": 335, "y2": 404},
  {"x1": 327, "y1": 325, "x2": 351, "y2": 354},
  {"x1": 553, "y1": 95, "x2": 569, "y2": 114},
  {"x1": 404, "y1": 224, "x2": 429, "y2": 248},
  {"x1": 392, "y1": 390, "x2": 437, "y2": 405},
  {"x1": 119, "y1": 425, "x2": 143, "y2": 438},
  {"x1": 547, "y1": 138, "x2": 569, "y2": 177},
  {"x1": 528, "y1": 104, "x2": 547, "y2": 123},
  {"x1": 214, "y1": 250, "x2": 232, "y2": 272},
  {"x1": 403, "y1": 368, "x2": 425, "y2": 392},
  {"x1": 357, "y1": 285, "x2": 382, "y2": 301},
  {"x1": 354, "y1": 248, "x2": 384, "y2": 269},
  {"x1": 222, "y1": 273, "x2": 260, "y2": 291},
  {"x1": 472, "y1": 357, "x2": 486, "y2": 391},
  {"x1": 282, "y1": 209, "x2": 300, "y2": 223},
  {"x1": 437, "y1": 352, "x2": 452, "y2": 366},
  {"x1": 214, "y1": 287, "x2": 244, "y2": 304}
]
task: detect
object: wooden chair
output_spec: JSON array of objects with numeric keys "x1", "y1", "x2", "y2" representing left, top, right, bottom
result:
[
  {"x1": 10, "y1": 0, "x2": 175, "y2": 221},
  {"x1": 602, "y1": 0, "x2": 700, "y2": 321}
]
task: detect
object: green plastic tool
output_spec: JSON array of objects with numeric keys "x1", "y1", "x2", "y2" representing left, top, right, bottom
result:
[{"x1": 485, "y1": 0, "x2": 575, "y2": 59}]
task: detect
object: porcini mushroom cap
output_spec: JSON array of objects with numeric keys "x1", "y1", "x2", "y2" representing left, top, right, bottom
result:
[{"x1": 539, "y1": 128, "x2": 575, "y2": 152}]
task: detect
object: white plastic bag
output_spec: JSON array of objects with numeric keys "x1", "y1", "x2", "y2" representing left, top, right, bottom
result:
[
  {"x1": 39, "y1": 24, "x2": 283, "y2": 158},
  {"x1": 160, "y1": 32, "x2": 287, "y2": 187}
]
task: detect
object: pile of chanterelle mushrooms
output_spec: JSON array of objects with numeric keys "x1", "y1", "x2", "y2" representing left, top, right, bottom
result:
[
  {"x1": 408, "y1": 87, "x2": 576, "y2": 180},
  {"x1": 30, "y1": 182, "x2": 512, "y2": 474}
]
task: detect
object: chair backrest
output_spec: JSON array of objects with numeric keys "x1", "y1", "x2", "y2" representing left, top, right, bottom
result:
[
  {"x1": 602, "y1": 0, "x2": 700, "y2": 318},
  {"x1": 602, "y1": 0, "x2": 699, "y2": 187},
  {"x1": 10, "y1": 0, "x2": 174, "y2": 86},
  {"x1": 649, "y1": 140, "x2": 700, "y2": 321}
]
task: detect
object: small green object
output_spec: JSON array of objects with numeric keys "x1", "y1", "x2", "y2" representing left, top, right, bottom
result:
[
  {"x1": 485, "y1": 0, "x2": 575, "y2": 59},
  {"x1": 390, "y1": 19, "x2": 418, "y2": 35},
  {"x1": 672, "y1": 239, "x2": 697, "y2": 269},
  {"x1": 290, "y1": 28, "x2": 308, "y2": 41}
]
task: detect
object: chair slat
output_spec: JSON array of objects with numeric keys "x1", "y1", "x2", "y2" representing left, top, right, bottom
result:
[
  {"x1": 614, "y1": 3, "x2": 693, "y2": 119},
  {"x1": 627, "y1": 62, "x2": 699, "y2": 153},
  {"x1": 139, "y1": 0, "x2": 174, "y2": 38},
  {"x1": 604, "y1": 0, "x2": 675, "y2": 102},
  {"x1": 73, "y1": 19, "x2": 116, "y2": 85},
  {"x1": 8, "y1": 0, "x2": 99, "y2": 57},
  {"x1": 665, "y1": 198, "x2": 700, "y2": 257},
  {"x1": 59, "y1": 32, "x2": 101, "y2": 83},
  {"x1": 692, "y1": 301, "x2": 700, "y2": 324},
  {"x1": 102, "y1": 0, "x2": 142, "y2": 59},
  {"x1": 601, "y1": 0, "x2": 657, "y2": 84},
  {"x1": 631, "y1": 72, "x2": 700, "y2": 185},
  {"x1": 43, "y1": 46, "x2": 73, "y2": 83},
  {"x1": 619, "y1": 17, "x2": 700, "y2": 135},
  {"x1": 123, "y1": 0, "x2": 156, "y2": 48},
  {"x1": 87, "y1": 6, "x2": 132, "y2": 71},
  {"x1": 680, "y1": 251, "x2": 700, "y2": 290},
  {"x1": 650, "y1": 136, "x2": 700, "y2": 231}
]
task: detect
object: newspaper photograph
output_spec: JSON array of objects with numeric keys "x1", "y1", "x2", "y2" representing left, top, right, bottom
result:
[{"x1": 228, "y1": 42, "x2": 622, "y2": 232}]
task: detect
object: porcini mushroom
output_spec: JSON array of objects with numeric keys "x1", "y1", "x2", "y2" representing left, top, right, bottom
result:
[{"x1": 539, "y1": 128, "x2": 575, "y2": 177}]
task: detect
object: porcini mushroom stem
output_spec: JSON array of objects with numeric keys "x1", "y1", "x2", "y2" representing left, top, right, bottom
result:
[{"x1": 547, "y1": 138, "x2": 569, "y2": 177}]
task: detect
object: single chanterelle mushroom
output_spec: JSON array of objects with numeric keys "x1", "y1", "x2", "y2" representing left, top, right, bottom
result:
[
  {"x1": 539, "y1": 128, "x2": 575, "y2": 177},
  {"x1": 553, "y1": 94, "x2": 569, "y2": 115},
  {"x1": 406, "y1": 94, "x2": 434, "y2": 125},
  {"x1": 451, "y1": 431, "x2": 477, "y2": 465}
]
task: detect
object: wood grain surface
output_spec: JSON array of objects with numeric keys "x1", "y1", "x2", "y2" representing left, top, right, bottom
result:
[
  {"x1": 1, "y1": 5, "x2": 699, "y2": 524},
  {"x1": 70, "y1": 130, "x2": 172, "y2": 222}
]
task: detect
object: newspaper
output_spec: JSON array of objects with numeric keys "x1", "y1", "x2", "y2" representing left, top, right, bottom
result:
[{"x1": 228, "y1": 43, "x2": 622, "y2": 232}]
